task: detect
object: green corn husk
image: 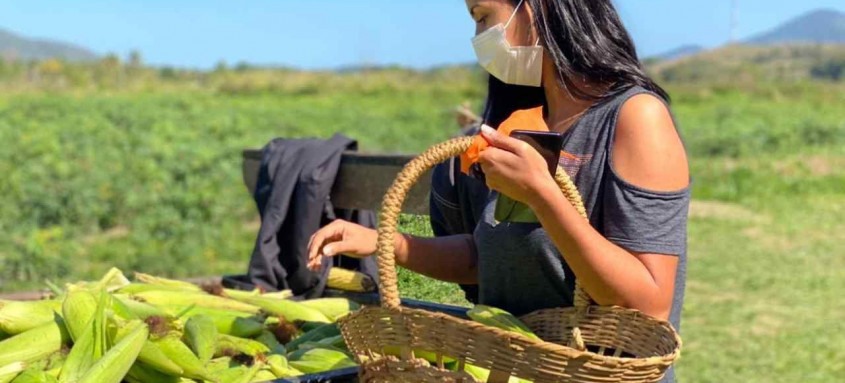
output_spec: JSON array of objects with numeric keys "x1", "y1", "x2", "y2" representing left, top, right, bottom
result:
[
  {"x1": 58, "y1": 290, "x2": 108, "y2": 383},
  {"x1": 462, "y1": 363, "x2": 531, "y2": 383},
  {"x1": 136, "y1": 341, "x2": 184, "y2": 377},
  {"x1": 251, "y1": 369, "x2": 278, "y2": 383},
  {"x1": 218, "y1": 362, "x2": 261, "y2": 383},
  {"x1": 116, "y1": 283, "x2": 195, "y2": 295},
  {"x1": 184, "y1": 315, "x2": 217, "y2": 363},
  {"x1": 287, "y1": 347, "x2": 356, "y2": 374},
  {"x1": 466, "y1": 305, "x2": 540, "y2": 340},
  {"x1": 298, "y1": 298, "x2": 359, "y2": 321},
  {"x1": 175, "y1": 308, "x2": 264, "y2": 338},
  {"x1": 0, "y1": 300, "x2": 61, "y2": 335},
  {"x1": 254, "y1": 330, "x2": 286, "y2": 355},
  {"x1": 0, "y1": 362, "x2": 26, "y2": 383},
  {"x1": 0, "y1": 318, "x2": 69, "y2": 367},
  {"x1": 132, "y1": 291, "x2": 260, "y2": 314},
  {"x1": 153, "y1": 334, "x2": 217, "y2": 382},
  {"x1": 215, "y1": 334, "x2": 270, "y2": 357},
  {"x1": 78, "y1": 320, "x2": 148, "y2": 383},
  {"x1": 134, "y1": 272, "x2": 204, "y2": 292},
  {"x1": 204, "y1": 357, "x2": 233, "y2": 374},
  {"x1": 285, "y1": 322, "x2": 339, "y2": 350},
  {"x1": 225, "y1": 296, "x2": 329, "y2": 323},
  {"x1": 265, "y1": 354, "x2": 302, "y2": 378},
  {"x1": 61, "y1": 289, "x2": 100, "y2": 342},
  {"x1": 111, "y1": 295, "x2": 169, "y2": 320},
  {"x1": 259, "y1": 290, "x2": 293, "y2": 300},
  {"x1": 9, "y1": 369, "x2": 58, "y2": 383},
  {"x1": 124, "y1": 362, "x2": 181, "y2": 383}
]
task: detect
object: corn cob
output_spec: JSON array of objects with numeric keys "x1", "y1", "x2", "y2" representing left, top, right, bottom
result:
[
  {"x1": 254, "y1": 330, "x2": 286, "y2": 355},
  {"x1": 462, "y1": 363, "x2": 531, "y2": 383},
  {"x1": 227, "y1": 295, "x2": 329, "y2": 323},
  {"x1": 219, "y1": 362, "x2": 261, "y2": 383},
  {"x1": 299, "y1": 298, "x2": 359, "y2": 321},
  {"x1": 285, "y1": 322, "x2": 339, "y2": 351},
  {"x1": 250, "y1": 369, "x2": 278, "y2": 383},
  {"x1": 9, "y1": 369, "x2": 58, "y2": 383},
  {"x1": 124, "y1": 362, "x2": 181, "y2": 383},
  {"x1": 261, "y1": 290, "x2": 293, "y2": 300},
  {"x1": 106, "y1": 315, "x2": 185, "y2": 377},
  {"x1": 184, "y1": 315, "x2": 217, "y2": 363},
  {"x1": 61, "y1": 289, "x2": 99, "y2": 342},
  {"x1": 215, "y1": 334, "x2": 270, "y2": 357},
  {"x1": 175, "y1": 307, "x2": 263, "y2": 338},
  {"x1": 204, "y1": 356, "x2": 232, "y2": 374},
  {"x1": 0, "y1": 362, "x2": 26, "y2": 383},
  {"x1": 116, "y1": 283, "x2": 196, "y2": 295},
  {"x1": 78, "y1": 320, "x2": 148, "y2": 383},
  {"x1": 0, "y1": 319, "x2": 69, "y2": 367},
  {"x1": 153, "y1": 334, "x2": 217, "y2": 382},
  {"x1": 132, "y1": 291, "x2": 260, "y2": 314},
  {"x1": 111, "y1": 294, "x2": 170, "y2": 320},
  {"x1": 135, "y1": 341, "x2": 185, "y2": 377},
  {"x1": 265, "y1": 354, "x2": 302, "y2": 378},
  {"x1": 287, "y1": 347, "x2": 356, "y2": 374},
  {"x1": 134, "y1": 272, "x2": 203, "y2": 292},
  {"x1": 326, "y1": 268, "x2": 375, "y2": 292},
  {"x1": 466, "y1": 305, "x2": 540, "y2": 340},
  {"x1": 58, "y1": 289, "x2": 108, "y2": 383},
  {"x1": 0, "y1": 300, "x2": 61, "y2": 335},
  {"x1": 95, "y1": 267, "x2": 132, "y2": 292}
]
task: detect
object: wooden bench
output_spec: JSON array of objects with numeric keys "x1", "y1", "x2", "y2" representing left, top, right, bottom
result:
[{"x1": 241, "y1": 149, "x2": 433, "y2": 215}]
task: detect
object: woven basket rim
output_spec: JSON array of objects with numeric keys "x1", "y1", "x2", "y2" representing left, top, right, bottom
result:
[{"x1": 341, "y1": 304, "x2": 682, "y2": 365}]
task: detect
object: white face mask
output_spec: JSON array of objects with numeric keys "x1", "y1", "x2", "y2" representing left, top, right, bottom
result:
[{"x1": 471, "y1": 0, "x2": 543, "y2": 87}]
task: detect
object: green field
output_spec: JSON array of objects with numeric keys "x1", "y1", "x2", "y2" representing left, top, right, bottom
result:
[{"x1": 0, "y1": 65, "x2": 843, "y2": 381}]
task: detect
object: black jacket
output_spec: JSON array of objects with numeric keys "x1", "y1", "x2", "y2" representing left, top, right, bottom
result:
[{"x1": 247, "y1": 134, "x2": 378, "y2": 299}]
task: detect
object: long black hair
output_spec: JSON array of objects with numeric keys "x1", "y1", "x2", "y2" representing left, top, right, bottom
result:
[{"x1": 482, "y1": 0, "x2": 668, "y2": 126}]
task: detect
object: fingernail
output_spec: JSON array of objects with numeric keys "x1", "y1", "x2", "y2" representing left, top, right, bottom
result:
[
  {"x1": 480, "y1": 124, "x2": 495, "y2": 135},
  {"x1": 323, "y1": 246, "x2": 333, "y2": 256}
]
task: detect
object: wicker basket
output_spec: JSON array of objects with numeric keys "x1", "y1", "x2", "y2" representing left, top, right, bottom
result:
[{"x1": 339, "y1": 136, "x2": 681, "y2": 383}]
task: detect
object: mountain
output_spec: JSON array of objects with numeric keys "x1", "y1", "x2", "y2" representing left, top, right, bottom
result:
[
  {"x1": 649, "y1": 45, "x2": 705, "y2": 61},
  {"x1": 745, "y1": 9, "x2": 845, "y2": 45},
  {"x1": 0, "y1": 27, "x2": 98, "y2": 62}
]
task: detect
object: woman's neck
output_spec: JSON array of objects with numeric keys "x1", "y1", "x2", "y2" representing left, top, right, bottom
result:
[{"x1": 540, "y1": 60, "x2": 598, "y2": 133}]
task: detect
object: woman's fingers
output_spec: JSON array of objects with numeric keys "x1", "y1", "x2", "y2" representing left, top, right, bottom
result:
[{"x1": 306, "y1": 220, "x2": 344, "y2": 271}]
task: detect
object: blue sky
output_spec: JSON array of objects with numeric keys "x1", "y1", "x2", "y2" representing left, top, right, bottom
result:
[{"x1": 1, "y1": 0, "x2": 843, "y2": 69}]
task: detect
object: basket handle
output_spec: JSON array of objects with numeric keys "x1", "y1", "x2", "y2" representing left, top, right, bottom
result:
[{"x1": 376, "y1": 136, "x2": 593, "y2": 309}]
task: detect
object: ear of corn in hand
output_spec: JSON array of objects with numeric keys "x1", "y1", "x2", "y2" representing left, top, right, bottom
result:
[{"x1": 326, "y1": 268, "x2": 375, "y2": 292}]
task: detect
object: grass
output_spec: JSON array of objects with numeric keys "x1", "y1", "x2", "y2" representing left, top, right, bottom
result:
[{"x1": 0, "y1": 67, "x2": 842, "y2": 381}]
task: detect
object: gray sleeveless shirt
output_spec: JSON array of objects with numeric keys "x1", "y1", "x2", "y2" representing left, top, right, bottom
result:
[{"x1": 430, "y1": 86, "x2": 689, "y2": 382}]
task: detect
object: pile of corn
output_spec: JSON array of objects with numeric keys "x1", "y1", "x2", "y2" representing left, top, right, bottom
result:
[{"x1": 0, "y1": 268, "x2": 359, "y2": 383}]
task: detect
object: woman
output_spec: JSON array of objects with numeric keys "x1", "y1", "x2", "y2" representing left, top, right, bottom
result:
[{"x1": 309, "y1": 0, "x2": 689, "y2": 380}]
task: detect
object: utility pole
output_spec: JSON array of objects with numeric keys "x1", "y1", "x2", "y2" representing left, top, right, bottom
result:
[{"x1": 730, "y1": 0, "x2": 739, "y2": 44}]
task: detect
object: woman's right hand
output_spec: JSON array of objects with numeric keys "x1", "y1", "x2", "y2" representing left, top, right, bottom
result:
[{"x1": 306, "y1": 219, "x2": 378, "y2": 271}]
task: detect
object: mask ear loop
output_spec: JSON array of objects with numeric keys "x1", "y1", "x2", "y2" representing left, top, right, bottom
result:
[{"x1": 504, "y1": 0, "x2": 525, "y2": 29}]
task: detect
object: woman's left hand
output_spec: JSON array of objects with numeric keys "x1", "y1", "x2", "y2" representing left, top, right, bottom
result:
[{"x1": 477, "y1": 125, "x2": 556, "y2": 205}]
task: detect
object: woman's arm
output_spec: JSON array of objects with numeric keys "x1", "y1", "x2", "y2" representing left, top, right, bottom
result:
[
  {"x1": 477, "y1": 94, "x2": 687, "y2": 320},
  {"x1": 306, "y1": 220, "x2": 478, "y2": 284}
]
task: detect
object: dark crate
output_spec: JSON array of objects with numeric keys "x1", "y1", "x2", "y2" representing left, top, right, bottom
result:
[{"x1": 221, "y1": 275, "x2": 470, "y2": 383}]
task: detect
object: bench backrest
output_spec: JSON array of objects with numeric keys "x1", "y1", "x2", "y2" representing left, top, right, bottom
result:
[{"x1": 241, "y1": 150, "x2": 432, "y2": 215}]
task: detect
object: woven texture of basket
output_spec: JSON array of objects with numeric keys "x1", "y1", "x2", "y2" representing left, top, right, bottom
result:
[{"x1": 339, "y1": 136, "x2": 681, "y2": 383}]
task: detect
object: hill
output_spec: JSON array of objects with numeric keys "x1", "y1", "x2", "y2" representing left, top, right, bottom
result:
[
  {"x1": 0, "y1": 27, "x2": 98, "y2": 62},
  {"x1": 746, "y1": 9, "x2": 845, "y2": 45},
  {"x1": 647, "y1": 44, "x2": 845, "y2": 83}
]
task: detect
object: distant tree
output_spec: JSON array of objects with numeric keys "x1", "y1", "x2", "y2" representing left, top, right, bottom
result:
[
  {"x1": 214, "y1": 60, "x2": 229, "y2": 73},
  {"x1": 810, "y1": 59, "x2": 845, "y2": 81},
  {"x1": 128, "y1": 50, "x2": 143, "y2": 68}
]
